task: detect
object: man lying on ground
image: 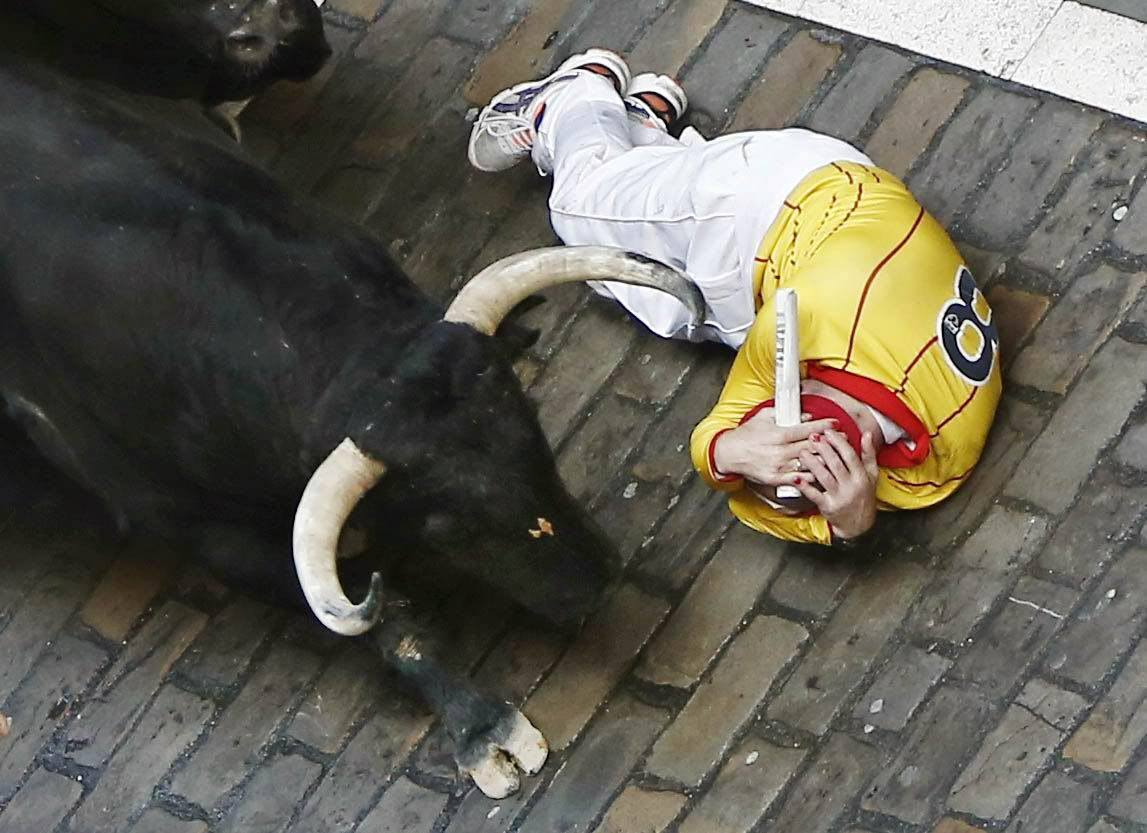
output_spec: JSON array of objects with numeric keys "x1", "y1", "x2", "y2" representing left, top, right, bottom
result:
[{"x1": 467, "y1": 49, "x2": 1002, "y2": 547}]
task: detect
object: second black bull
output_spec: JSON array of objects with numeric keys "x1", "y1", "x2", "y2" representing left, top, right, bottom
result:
[{"x1": 0, "y1": 61, "x2": 703, "y2": 796}]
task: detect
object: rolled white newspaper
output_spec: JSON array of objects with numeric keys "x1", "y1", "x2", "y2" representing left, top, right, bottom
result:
[{"x1": 774, "y1": 289, "x2": 800, "y2": 499}]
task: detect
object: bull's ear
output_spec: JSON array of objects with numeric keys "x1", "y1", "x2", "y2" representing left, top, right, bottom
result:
[
  {"x1": 496, "y1": 320, "x2": 540, "y2": 359},
  {"x1": 493, "y1": 295, "x2": 545, "y2": 358}
]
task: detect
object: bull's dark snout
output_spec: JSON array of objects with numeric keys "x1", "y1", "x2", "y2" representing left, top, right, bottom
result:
[{"x1": 225, "y1": 0, "x2": 305, "y2": 62}]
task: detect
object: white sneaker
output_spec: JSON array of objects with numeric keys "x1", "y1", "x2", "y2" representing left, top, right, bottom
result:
[
  {"x1": 467, "y1": 48, "x2": 632, "y2": 173},
  {"x1": 623, "y1": 72, "x2": 688, "y2": 132}
]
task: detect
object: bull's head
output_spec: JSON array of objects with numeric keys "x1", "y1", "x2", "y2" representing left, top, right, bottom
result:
[
  {"x1": 292, "y1": 247, "x2": 704, "y2": 636},
  {"x1": 71, "y1": 0, "x2": 331, "y2": 101}
]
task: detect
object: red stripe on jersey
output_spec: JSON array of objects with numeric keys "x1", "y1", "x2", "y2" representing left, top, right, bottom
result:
[
  {"x1": 844, "y1": 205, "x2": 926, "y2": 369},
  {"x1": 707, "y1": 429, "x2": 742, "y2": 483},
  {"x1": 931, "y1": 387, "x2": 978, "y2": 438},
  {"x1": 897, "y1": 336, "x2": 939, "y2": 392}
]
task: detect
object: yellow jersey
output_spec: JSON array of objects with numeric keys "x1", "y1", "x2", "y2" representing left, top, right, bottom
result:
[{"x1": 690, "y1": 162, "x2": 1002, "y2": 544}]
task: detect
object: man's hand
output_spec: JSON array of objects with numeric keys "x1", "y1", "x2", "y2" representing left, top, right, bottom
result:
[
  {"x1": 794, "y1": 430, "x2": 879, "y2": 539},
  {"x1": 712, "y1": 408, "x2": 837, "y2": 486}
]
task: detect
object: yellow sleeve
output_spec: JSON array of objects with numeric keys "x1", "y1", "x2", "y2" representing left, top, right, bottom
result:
[
  {"x1": 689, "y1": 310, "x2": 776, "y2": 492},
  {"x1": 732, "y1": 500, "x2": 833, "y2": 545}
]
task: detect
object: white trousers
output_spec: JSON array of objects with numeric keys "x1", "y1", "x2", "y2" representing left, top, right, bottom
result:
[{"x1": 533, "y1": 73, "x2": 872, "y2": 349}]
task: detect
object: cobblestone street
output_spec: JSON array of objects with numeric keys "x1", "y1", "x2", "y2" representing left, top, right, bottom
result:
[{"x1": 2, "y1": 1, "x2": 1147, "y2": 831}]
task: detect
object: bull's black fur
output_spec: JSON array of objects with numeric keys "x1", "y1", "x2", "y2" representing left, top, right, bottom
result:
[
  {"x1": 8, "y1": 0, "x2": 330, "y2": 104},
  {"x1": 0, "y1": 59, "x2": 616, "y2": 780}
]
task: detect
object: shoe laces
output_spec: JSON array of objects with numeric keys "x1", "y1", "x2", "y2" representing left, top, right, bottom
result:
[{"x1": 479, "y1": 110, "x2": 535, "y2": 146}]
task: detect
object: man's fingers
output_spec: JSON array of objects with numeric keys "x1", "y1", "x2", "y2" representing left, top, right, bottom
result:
[
  {"x1": 813, "y1": 434, "x2": 850, "y2": 481},
  {"x1": 861, "y1": 432, "x2": 879, "y2": 479},
  {"x1": 800, "y1": 449, "x2": 836, "y2": 492},
  {"x1": 782, "y1": 419, "x2": 836, "y2": 443},
  {"x1": 823, "y1": 430, "x2": 863, "y2": 474},
  {"x1": 795, "y1": 476, "x2": 828, "y2": 509}
]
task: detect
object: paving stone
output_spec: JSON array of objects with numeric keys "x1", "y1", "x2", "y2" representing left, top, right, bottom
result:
[
  {"x1": 518, "y1": 695, "x2": 668, "y2": 833},
  {"x1": 953, "y1": 576, "x2": 1078, "y2": 699},
  {"x1": 67, "y1": 601, "x2": 207, "y2": 769},
  {"x1": 327, "y1": 0, "x2": 387, "y2": 18},
  {"x1": 1004, "y1": 771, "x2": 1093, "y2": 833},
  {"x1": 986, "y1": 284, "x2": 1051, "y2": 368},
  {"x1": 948, "y1": 681, "x2": 1087, "y2": 820},
  {"x1": 677, "y1": 738, "x2": 807, "y2": 833},
  {"x1": 770, "y1": 561, "x2": 927, "y2": 735},
  {"x1": 1011, "y1": 266, "x2": 1147, "y2": 393},
  {"x1": 909, "y1": 86, "x2": 1039, "y2": 226},
  {"x1": 635, "y1": 476, "x2": 731, "y2": 588},
  {"x1": 80, "y1": 545, "x2": 174, "y2": 642},
  {"x1": 914, "y1": 506, "x2": 1050, "y2": 645},
  {"x1": 0, "y1": 536, "x2": 50, "y2": 633},
  {"x1": 69, "y1": 685, "x2": 213, "y2": 833},
  {"x1": 767, "y1": 544, "x2": 854, "y2": 616},
  {"x1": 922, "y1": 396, "x2": 1049, "y2": 549},
  {"x1": 852, "y1": 645, "x2": 952, "y2": 731},
  {"x1": 0, "y1": 558, "x2": 97, "y2": 705},
  {"x1": 441, "y1": 0, "x2": 533, "y2": 48},
  {"x1": 627, "y1": 0, "x2": 729, "y2": 75},
  {"x1": 1024, "y1": 123, "x2": 1147, "y2": 278},
  {"x1": 731, "y1": 32, "x2": 843, "y2": 131},
  {"x1": 862, "y1": 686, "x2": 995, "y2": 824},
  {"x1": 348, "y1": 37, "x2": 478, "y2": 169},
  {"x1": 463, "y1": 0, "x2": 584, "y2": 105},
  {"x1": 129, "y1": 809, "x2": 209, "y2": 833},
  {"x1": 217, "y1": 754, "x2": 322, "y2": 833},
  {"x1": 289, "y1": 644, "x2": 381, "y2": 753},
  {"x1": 357, "y1": 777, "x2": 448, "y2": 833},
  {"x1": 1006, "y1": 337, "x2": 1147, "y2": 514},
  {"x1": 1065, "y1": 640, "x2": 1147, "y2": 772},
  {"x1": 645, "y1": 615, "x2": 808, "y2": 787},
  {"x1": 864, "y1": 69, "x2": 970, "y2": 178},
  {"x1": 175, "y1": 597, "x2": 278, "y2": 692},
  {"x1": 442, "y1": 774, "x2": 544, "y2": 833},
  {"x1": 1114, "y1": 164, "x2": 1147, "y2": 256},
  {"x1": 531, "y1": 305, "x2": 638, "y2": 445},
  {"x1": 559, "y1": 394, "x2": 654, "y2": 504},
  {"x1": 1112, "y1": 752, "x2": 1147, "y2": 821},
  {"x1": 637, "y1": 524, "x2": 784, "y2": 689},
  {"x1": 1036, "y1": 467, "x2": 1147, "y2": 585},
  {"x1": 1085, "y1": 822, "x2": 1122, "y2": 833},
  {"x1": 0, "y1": 768, "x2": 83, "y2": 832},
  {"x1": 610, "y1": 337, "x2": 697, "y2": 407},
  {"x1": 171, "y1": 642, "x2": 322, "y2": 809},
  {"x1": 807, "y1": 45, "x2": 914, "y2": 142},
  {"x1": 472, "y1": 624, "x2": 565, "y2": 704},
  {"x1": 1047, "y1": 546, "x2": 1147, "y2": 684},
  {"x1": 1116, "y1": 421, "x2": 1147, "y2": 469},
  {"x1": 592, "y1": 786, "x2": 686, "y2": 833},
  {"x1": 678, "y1": 6, "x2": 792, "y2": 129},
  {"x1": 933, "y1": 820, "x2": 989, "y2": 833},
  {"x1": 526, "y1": 584, "x2": 669, "y2": 751},
  {"x1": 291, "y1": 701, "x2": 433, "y2": 833},
  {"x1": 771, "y1": 733, "x2": 880, "y2": 833},
  {"x1": 0, "y1": 635, "x2": 106, "y2": 800},
  {"x1": 964, "y1": 102, "x2": 1100, "y2": 247},
  {"x1": 565, "y1": 0, "x2": 674, "y2": 54}
]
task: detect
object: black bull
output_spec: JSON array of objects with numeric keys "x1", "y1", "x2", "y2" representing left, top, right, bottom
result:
[{"x1": 0, "y1": 61, "x2": 703, "y2": 796}]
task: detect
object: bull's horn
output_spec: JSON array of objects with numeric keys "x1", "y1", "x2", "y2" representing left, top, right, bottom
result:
[
  {"x1": 443, "y1": 246, "x2": 705, "y2": 335},
  {"x1": 292, "y1": 437, "x2": 386, "y2": 636}
]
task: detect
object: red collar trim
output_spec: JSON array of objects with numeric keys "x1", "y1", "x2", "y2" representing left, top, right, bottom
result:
[{"x1": 805, "y1": 363, "x2": 930, "y2": 468}]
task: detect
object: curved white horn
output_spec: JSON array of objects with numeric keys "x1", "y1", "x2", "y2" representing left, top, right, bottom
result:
[
  {"x1": 444, "y1": 246, "x2": 706, "y2": 335},
  {"x1": 292, "y1": 438, "x2": 386, "y2": 636}
]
